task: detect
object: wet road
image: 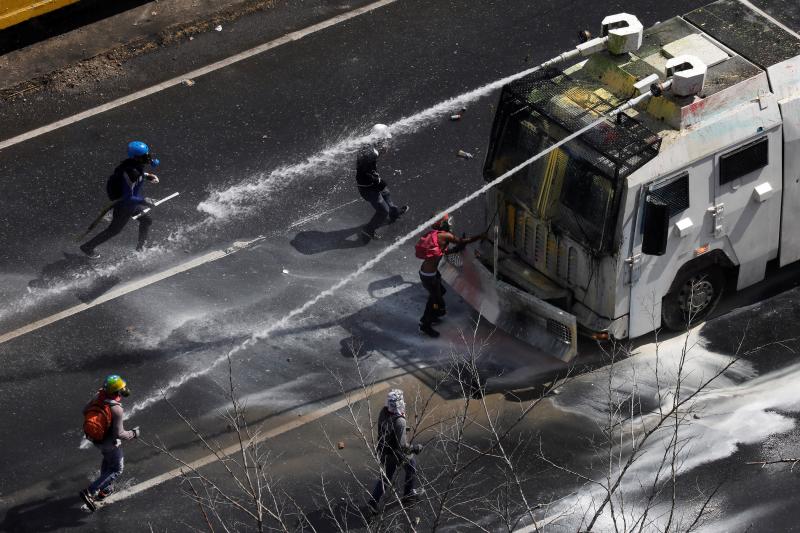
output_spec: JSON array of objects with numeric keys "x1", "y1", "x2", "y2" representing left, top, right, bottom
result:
[{"x1": 4, "y1": 0, "x2": 800, "y2": 531}]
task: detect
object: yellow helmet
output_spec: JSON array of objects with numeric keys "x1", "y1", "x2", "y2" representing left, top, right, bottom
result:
[{"x1": 103, "y1": 374, "x2": 128, "y2": 395}]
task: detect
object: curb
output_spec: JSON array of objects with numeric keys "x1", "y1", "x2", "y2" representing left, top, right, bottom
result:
[{"x1": 0, "y1": 0, "x2": 282, "y2": 101}]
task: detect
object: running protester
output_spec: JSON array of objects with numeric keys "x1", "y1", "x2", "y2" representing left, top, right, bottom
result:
[
  {"x1": 80, "y1": 374, "x2": 140, "y2": 510},
  {"x1": 355, "y1": 124, "x2": 408, "y2": 242},
  {"x1": 80, "y1": 141, "x2": 161, "y2": 258}
]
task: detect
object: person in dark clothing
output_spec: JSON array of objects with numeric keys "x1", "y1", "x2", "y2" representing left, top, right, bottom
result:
[
  {"x1": 369, "y1": 389, "x2": 423, "y2": 512},
  {"x1": 80, "y1": 141, "x2": 160, "y2": 258},
  {"x1": 415, "y1": 214, "x2": 485, "y2": 338},
  {"x1": 356, "y1": 124, "x2": 408, "y2": 242}
]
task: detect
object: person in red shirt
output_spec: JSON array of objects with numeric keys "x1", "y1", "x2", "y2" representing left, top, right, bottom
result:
[{"x1": 416, "y1": 214, "x2": 484, "y2": 337}]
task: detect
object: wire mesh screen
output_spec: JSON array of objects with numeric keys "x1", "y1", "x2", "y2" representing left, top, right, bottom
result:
[
  {"x1": 505, "y1": 69, "x2": 661, "y2": 178},
  {"x1": 650, "y1": 172, "x2": 690, "y2": 218}
]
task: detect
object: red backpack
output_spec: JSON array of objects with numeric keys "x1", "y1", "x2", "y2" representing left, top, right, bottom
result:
[
  {"x1": 83, "y1": 396, "x2": 113, "y2": 443},
  {"x1": 415, "y1": 230, "x2": 443, "y2": 259}
]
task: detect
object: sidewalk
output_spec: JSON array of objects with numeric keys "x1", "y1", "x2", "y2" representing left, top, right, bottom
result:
[{"x1": 0, "y1": 0, "x2": 279, "y2": 97}]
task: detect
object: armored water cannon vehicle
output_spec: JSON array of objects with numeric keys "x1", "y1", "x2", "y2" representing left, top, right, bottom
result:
[{"x1": 441, "y1": 0, "x2": 800, "y2": 362}]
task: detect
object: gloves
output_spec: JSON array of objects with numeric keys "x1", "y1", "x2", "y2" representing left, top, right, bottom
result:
[
  {"x1": 411, "y1": 443, "x2": 423, "y2": 454},
  {"x1": 132, "y1": 426, "x2": 141, "y2": 438},
  {"x1": 145, "y1": 173, "x2": 159, "y2": 183}
]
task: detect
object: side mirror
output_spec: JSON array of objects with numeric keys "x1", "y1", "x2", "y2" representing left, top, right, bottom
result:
[{"x1": 642, "y1": 195, "x2": 669, "y2": 255}]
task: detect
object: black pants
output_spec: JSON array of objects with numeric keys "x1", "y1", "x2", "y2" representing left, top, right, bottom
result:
[
  {"x1": 83, "y1": 205, "x2": 151, "y2": 251},
  {"x1": 359, "y1": 188, "x2": 400, "y2": 235},
  {"x1": 419, "y1": 271, "x2": 446, "y2": 325},
  {"x1": 371, "y1": 453, "x2": 417, "y2": 504}
]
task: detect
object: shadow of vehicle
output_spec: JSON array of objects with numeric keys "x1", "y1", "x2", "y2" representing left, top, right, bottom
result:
[
  {"x1": 330, "y1": 276, "x2": 574, "y2": 400},
  {"x1": 0, "y1": 494, "x2": 87, "y2": 532},
  {"x1": 290, "y1": 225, "x2": 367, "y2": 255}
]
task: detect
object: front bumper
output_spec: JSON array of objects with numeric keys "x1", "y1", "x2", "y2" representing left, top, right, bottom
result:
[{"x1": 439, "y1": 251, "x2": 578, "y2": 362}]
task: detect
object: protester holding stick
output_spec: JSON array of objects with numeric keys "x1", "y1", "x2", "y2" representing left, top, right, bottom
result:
[{"x1": 80, "y1": 141, "x2": 161, "y2": 258}]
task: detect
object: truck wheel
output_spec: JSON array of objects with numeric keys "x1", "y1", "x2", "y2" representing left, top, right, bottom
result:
[{"x1": 661, "y1": 267, "x2": 725, "y2": 331}]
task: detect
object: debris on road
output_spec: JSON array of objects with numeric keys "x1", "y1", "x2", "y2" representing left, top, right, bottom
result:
[
  {"x1": 214, "y1": 25, "x2": 223, "y2": 32},
  {"x1": 183, "y1": 79, "x2": 195, "y2": 86},
  {"x1": 282, "y1": 268, "x2": 289, "y2": 274},
  {"x1": 337, "y1": 441, "x2": 345, "y2": 449},
  {"x1": 450, "y1": 114, "x2": 462, "y2": 121},
  {"x1": 457, "y1": 150, "x2": 474, "y2": 159}
]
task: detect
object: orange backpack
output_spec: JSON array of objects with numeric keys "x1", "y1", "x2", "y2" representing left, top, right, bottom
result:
[
  {"x1": 83, "y1": 398, "x2": 113, "y2": 443},
  {"x1": 415, "y1": 230, "x2": 443, "y2": 259}
]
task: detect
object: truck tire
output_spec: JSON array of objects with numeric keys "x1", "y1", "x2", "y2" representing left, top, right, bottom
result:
[{"x1": 661, "y1": 267, "x2": 725, "y2": 331}]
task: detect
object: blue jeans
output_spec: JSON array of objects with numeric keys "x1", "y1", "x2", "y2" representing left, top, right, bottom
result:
[
  {"x1": 360, "y1": 189, "x2": 400, "y2": 234},
  {"x1": 371, "y1": 454, "x2": 417, "y2": 504},
  {"x1": 89, "y1": 444, "x2": 124, "y2": 494}
]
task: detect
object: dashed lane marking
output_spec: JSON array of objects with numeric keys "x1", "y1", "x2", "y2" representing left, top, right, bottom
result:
[
  {"x1": 0, "y1": 237, "x2": 265, "y2": 345},
  {"x1": 0, "y1": 0, "x2": 399, "y2": 151},
  {"x1": 104, "y1": 381, "x2": 391, "y2": 505},
  {"x1": 0, "y1": 196, "x2": 359, "y2": 345}
]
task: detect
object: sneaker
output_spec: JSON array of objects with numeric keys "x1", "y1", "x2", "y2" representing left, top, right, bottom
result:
[
  {"x1": 389, "y1": 205, "x2": 409, "y2": 222},
  {"x1": 360, "y1": 230, "x2": 380, "y2": 243},
  {"x1": 419, "y1": 323, "x2": 440, "y2": 338},
  {"x1": 80, "y1": 488, "x2": 97, "y2": 510},
  {"x1": 79, "y1": 244, "x2": 100, "y2": 259},
  {"x1": 96, "y1": 487, "x2": 114, "y2": 501}
]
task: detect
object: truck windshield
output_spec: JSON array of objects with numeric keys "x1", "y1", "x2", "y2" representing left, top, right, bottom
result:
[{"x1": 487, "y1": 112, "x2": 617, "y2": 252}]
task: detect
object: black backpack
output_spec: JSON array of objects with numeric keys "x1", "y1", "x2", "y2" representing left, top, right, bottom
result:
[{"x1": 106, "y1": 172, "x2": 125, "y2": 201}]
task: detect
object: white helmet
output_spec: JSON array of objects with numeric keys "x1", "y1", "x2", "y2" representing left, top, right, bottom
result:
[{"x1": 371, "y1": 123, "x2": 392, "y2": 140}]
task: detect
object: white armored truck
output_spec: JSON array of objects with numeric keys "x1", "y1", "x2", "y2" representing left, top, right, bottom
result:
[{"x1": 441, "y1": 0, "x2": 800, "y2": 362}]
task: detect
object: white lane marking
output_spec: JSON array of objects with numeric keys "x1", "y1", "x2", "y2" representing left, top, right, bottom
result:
[
  {"x1": 0, "y1": 0, "x2": 399, "y2": 151},
  {"x1": 104, "y1": 382, "x2": 390, "y2": 505},
  {"x1": 0, "y1": 237, "x2": 265, "y2": 345},
  {"x1": 0, "y1": 197, "x2": 359, "y2": 345},
  {"x1": 738, "y1": 0, "x2": 800, "y2": 40}
]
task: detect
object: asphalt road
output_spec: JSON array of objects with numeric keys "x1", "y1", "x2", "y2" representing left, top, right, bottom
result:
[{"x1": 4, "y1": 0, "x2": 800, "y2": 531}]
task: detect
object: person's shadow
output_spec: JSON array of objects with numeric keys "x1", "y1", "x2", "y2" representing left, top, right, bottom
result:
[
  {"x1": 0, "y1": 494, "x2": 87, "y2": 532},
  {"x1": 28, "y1": 253, "x2": 94, "y2": 290},
  {"x1": 27, "y1": 252, "x2": 121, "y2": 302},
  {"x1": 290, "y1": 225, "x2": 367, "y2": 255}
]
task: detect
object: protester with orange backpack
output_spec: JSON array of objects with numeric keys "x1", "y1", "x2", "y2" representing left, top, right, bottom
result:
[
  {"x1": 80, "y1": 374, "x2": 140, "y2": 510},
  {"x1": 414, "y1": 214, "x2": 484, "y2": 337}
]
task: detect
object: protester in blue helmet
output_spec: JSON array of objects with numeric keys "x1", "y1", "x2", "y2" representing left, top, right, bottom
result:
[{"x1": 80, "y1": 141, "x2": 162, "y2": 258}]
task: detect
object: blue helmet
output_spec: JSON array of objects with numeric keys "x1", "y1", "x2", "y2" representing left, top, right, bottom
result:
[
  {"x1": 128, "y1": 141, "x2": 149, "y2": 158},
  {"x1": 127, "y1": 141, "x2": 159, "y2": 167}
]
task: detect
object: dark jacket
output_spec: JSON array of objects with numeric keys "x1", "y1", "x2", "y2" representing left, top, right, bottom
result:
[
  {"x1": 356, "y1": 146, "x2": 386, "y2": 192},
  {"x1": 109, "y1": 158, "x2": 148, "y2": 208},
  {"x1": 376, "y1": 406, "x2": 408, "y2": 461}
]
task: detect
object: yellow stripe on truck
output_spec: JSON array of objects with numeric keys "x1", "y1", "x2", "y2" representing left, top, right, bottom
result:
[{"x1": 0, "y1": 0, "x2": 80, "y2": 30}]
